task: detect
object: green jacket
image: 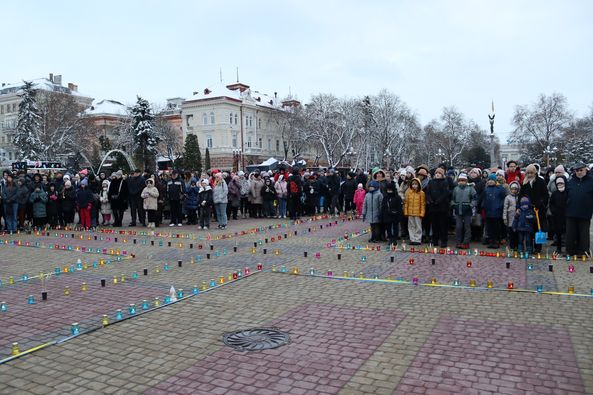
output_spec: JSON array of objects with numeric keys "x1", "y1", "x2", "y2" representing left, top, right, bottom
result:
[
  {"x1": 451, "y1": 184, "x2": 476, "y2": 216},
  {"x1": 29, "y1": 189, "x2": 48, "y2": 218}
]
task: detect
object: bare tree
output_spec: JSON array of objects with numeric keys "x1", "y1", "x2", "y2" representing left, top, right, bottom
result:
[
  {"x1": 154, "y1": 115, "x2": 183, "y2": 162},
  {"x1": 509, "y1": 93, "x2": 573, "y2": 163}
]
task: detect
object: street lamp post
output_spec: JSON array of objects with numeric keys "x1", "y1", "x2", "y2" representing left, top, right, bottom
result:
[{"x1": 543, "y1": 145, "x2": 558, "y2": 167}]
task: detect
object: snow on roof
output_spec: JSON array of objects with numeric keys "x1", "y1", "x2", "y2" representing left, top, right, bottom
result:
[
  {"x1": 0, "y1": 78, "x2": 89, "y2": 97},
  {"x1": 261, "y1": 157, "x2": 278, "y2": 166},
  {"x1": 186, "y1": 82, "x2": 283, "y2": 110},
  {"x1": 85, "y1": 99, "x2": 128, "y2": 116}
]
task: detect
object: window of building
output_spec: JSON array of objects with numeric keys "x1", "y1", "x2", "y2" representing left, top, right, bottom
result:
[
  {"x1": 0, "y1": 105, "x2": 4, "y2": 114},
  {"x1": 12, "y1": 103, "x2": 16, "y2": 112},
  {"x1": 276, "y1": 140, "x2": 280, "y2": 152},
  {"x1": 210, "y1": 112, "x2": 215, "y2": 124},
  {"x1": 202, "y1": 113, "x2": 208, "y2": 125},
  {"x1": 234, "y1": 114, "x2": 238, "y2": 125},
  {"x1": 207, "y1": 135, "x2": 213, "y2": 148},
  {"x1": 185, "y1": 114, "x2": 193, "y2": 127},
  {"x1": 229, "y1": 113, "x2": 233, "y2": 124},
  {"x1": 247, "y1": 136, "x2": 252, "y2": 148},
  {"x1": 258, "y1": 137, "x2": 262, "y2": 148},
  {"x1": 267, "y1": 138, "x2": 271, "y2": 150},
  {"x1": 258, "y1": 118, "x2": 262, "y2": 129},
  {"x1": 232, "y1": 133, "x2": 237, "y2": 148},
  {"x1": 1, "y1": 136, "x2": 4, "y2": 143},
  {"x1": 9, "y1": 152, "x2": 12, "y2": 160}
]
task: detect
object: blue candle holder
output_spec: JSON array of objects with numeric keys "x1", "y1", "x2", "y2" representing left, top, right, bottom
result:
[
  {"x1": 0, "y1": 301, "x2": 7, "y2": 312},
  {"x1": 281, "y1": 265, "x2": 287, "y2": 273},
  {"x1": 164, "y1": 264, "x2": 169, "y2": 271},
  {"x1": 209, "y1": 279, "x2": 216, "y2": 287},
  {"x1": 361, "y1": 256, "x2": 367, "y2": 262},
  {"x1": 128, "y1": 304, "x2": 137, "y2": 315},
  {"x1": 177, "y1": 289, "x2": 184, "y2": 299},
  {"x1": 164, "y1": 296, "x2": 171, "y2": 304},
  {"x1": 309, "y1": 268, "x2": 316, "y2": 275},
  {"x1": 142, "y1": 300, "x2": 150, "y2": 310},
  {"x1": 92, "y1": 261, "x2": 98, "y2": 268},
  {"x1": 527, "y1": 264, "x2": 533, "y2": 271},
  {"x1": 76, "y1": 262, "x2": 83, "y2": 270},
  {"x1": 223, "y1": 248, "x2": 228, "y2": 256},
  {"x1": 71, "y1": 323, "x2": 80, "y2": 335},
  {"x1": 536, "y1": 285, "x2": 544, "y2": 293},
  {"x1": 453, "y1": 279, "x2": 460, "y2": 286},
  {"x1": 215, "y1": 251, "x2": 220, "y2": 257},
  {"x1": 115, "y1": 310, "x2": 123, "y2": 320},
  {"x1": 132, "y1": 272, "x2": 139, "y2": 279},
  {"x1": 69, "y1": 265, "x2": 75, "y2": 272},
  {"x1": 22, "y1": 274, "x2": 29, "y2": 281},
  {"x1": 237, "y1": 271, "x2": 243, "y2": 278},
  {"x1": 27, "y1": 295, "x2": 36, "y2": 304},
  {"x1": 192, "y1": 286, "x2": 199, "y2": 295},
  {"x1": 54, "y1": 267, "x2": 61, "y2": 275},
  {"x1": 196, "y1": 255, "x2": 202, "y2": 262},
  {"x1": 158, "y1": 241, "x2": 163, "y2": 247}
]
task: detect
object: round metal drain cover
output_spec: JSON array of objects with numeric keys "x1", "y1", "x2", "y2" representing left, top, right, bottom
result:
[{"x1": 223, "y1": 327, "x2": 291, "y2": 351}]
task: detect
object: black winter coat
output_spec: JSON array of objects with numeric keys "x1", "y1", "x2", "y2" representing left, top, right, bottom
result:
[
  {"x1": 425, "y1": 178, "x2": 451, "y2": 213},
  {"x1": 341, "y1": 179, "x2": 357, "y2": 200},
  {"x1": 549, "y1": 190, "x2": 567, "y2": 234},
  {"x1": 108, "y1": 178, "x2": 129, "y2": 210},
  {"x1": 566, "y1": 172, "x2": 593, "y2": 219},
  {"x1": 381, "y1": 192, "x2": 402, "y2": 223}
]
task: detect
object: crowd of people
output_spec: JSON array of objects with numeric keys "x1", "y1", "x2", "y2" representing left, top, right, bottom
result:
[{"x1": 1, "y1": 160, "x2": 592, "y2": 257}]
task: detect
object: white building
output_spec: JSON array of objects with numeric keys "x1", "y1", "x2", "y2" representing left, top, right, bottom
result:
[
  {"x1": 499, "y1": 144, "x2": 522, "y2": 168},
  {"x1": 181, "y1": 81, "x2": 301, "y2": 170},
  {"x1": 0, "y1": 74, "x2": 93, "y2": 166}
]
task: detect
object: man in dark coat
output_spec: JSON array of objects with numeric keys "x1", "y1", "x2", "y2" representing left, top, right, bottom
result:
[
  {"x1": 519, "y1": 164, "x2": 549, "y2": 252},
  {"x1": 425, "y1": 167, "x2": 452, "y2": 247},
  {"x1": 565, "y1": 163, "x2": 593, "y2": 256},
  {"x1": 108, "y1": 170, "x2": 129, "y2": 227},
  {"x1": 341, "y1": 172, "x2": 357, "y2": 215},
  {"x1": 127, "y1": 169, "x2": 146, "y2": 226}
]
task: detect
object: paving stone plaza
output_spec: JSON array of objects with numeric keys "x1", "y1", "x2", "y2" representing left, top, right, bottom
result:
[{"x1": 1, "y1": 216, "x2": 592, "y2": 394}]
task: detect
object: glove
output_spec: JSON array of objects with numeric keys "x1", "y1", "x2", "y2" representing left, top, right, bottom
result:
[{"x1": 87, "y1": 204, "x2": 92, "y2": 209}]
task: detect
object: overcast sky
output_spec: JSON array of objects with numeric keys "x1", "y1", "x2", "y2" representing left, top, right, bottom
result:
[{"x1": 2, "y1": 0, "x2": 592, "y2": 142}]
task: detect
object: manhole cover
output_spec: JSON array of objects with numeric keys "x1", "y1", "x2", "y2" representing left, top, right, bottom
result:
[{"x1": 223, "y1": 327, "x2": 291, "y2": 351}]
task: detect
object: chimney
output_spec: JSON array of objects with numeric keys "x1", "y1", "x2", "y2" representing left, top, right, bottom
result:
[
  {"x1": 53, "y1": 75, "x2": 62, "y2": 85},
  {"x1": 74, "y1": 84, "x2": 78, "y2": 92},
  {"x1": 68, "y1": 83, "x2": 74, "y2": 90},
  {"x1": 49, "y1": 73, "x2": 54, "y2": 82}
]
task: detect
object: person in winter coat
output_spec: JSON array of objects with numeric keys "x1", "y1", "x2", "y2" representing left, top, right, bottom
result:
[
  {"x1": 196, "y1": 179, "x2": 213, "y2": 229},
  {"x1": 213, "y1": 173, "x2": 228, "y2": 229},
  {"x1": 61, "y1": 180, "x2": 77, "y2": 228},
  {"x1": 108, "y1": 170, "x2": 129, "y2": 227},
  {"x1": 1, "y1": 174, "x2": 18, "y2": 233},
  {"x1": 326, "y1": 168, "x2": 341, "y2": 215},
  {"x1": 261, "y1": 177, "x2": 277, "y2": 218},
  {"x1": 99, "y1": 180, "x2": 112, "y2": 225},
  {"x1": 274, "y1": 175, "x2": 288, "y2": 218},
  {"x1": 141, "y1": 178, "x2": 159, "y2": 228},
  {"x1": 15, "y1": 178, "x2": 30, "y2": 230},
  {"x1": 481, "y1": 173, "x2": 507, "y2": 248},
  {"x1": 565, "y1": 163, "x2": 593, "y2": 257},
  {"x1": 76, "y1": 179, "x2": 94, "y2": 229},
  {"x1": 287, "y1": 170, "x2": 303, "y2": 220},
  {"x1": 341, "y1": 172, "x2": 357, "y2": 215},
  {"x1": 451, "y1": 173, "x2": 477, "y2": 249},
  {"x1": 237, "y1": 171, "x2": 251, "y2": 218},
  {"x1": 381, "y1": 182, "x2": 402, "y2": 245},
  {"x1": 505, "y1": 160, "x2": 524, "y2": 185},
  {"x1": 362, "y1": 180, "x2": 384, "y2": 243},
  {"x1": 183, "y1": 180, "x2": 199, "y2": 225},
  {"x1": 519, "y1": 164, "x2": 549, "y2": 253},
  {"x1": 46, "y1": 183, "x2": 60, "y2": 228},
  {"x1": 353, "y1": 183, "x2": 366, "y2": 218},
  {"x1": 227, "y1": 175, "x2": 241, "y2": 220},
  {"x1": 250, "y1": 172, "x2": 264, "y2": 218},
  {"x1": 425, "y1": 167, "x2": 451, "y2": 248},
  {"x1": 549, "y1": 175, "x2": 567, "y2": 255},
  {"x1": 503, "y1": 181, "x2": 521, "y2": 251},
  {"x1": 512, "y1": 197, "x2": 535, "y2": 255},
  {"x1": 467, "y1": 168, "x2": 485, "y2": 242},
  {"x1": 404, "y1": 178, "x2": 425, "y2": 245},
  {"x1": 29, "y1": 186, "x2": 48, "y2": 228},
  {"x1": 166, "y1": 170, "x2": 185, "y2": 227},
  {"x1": 127, "y1": 169, "x2": 146, "y2": 226}
]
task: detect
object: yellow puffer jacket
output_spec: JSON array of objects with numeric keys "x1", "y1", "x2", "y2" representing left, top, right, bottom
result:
[{"x1": 404, "y1": 178, "x2": 425, "y2": 218}]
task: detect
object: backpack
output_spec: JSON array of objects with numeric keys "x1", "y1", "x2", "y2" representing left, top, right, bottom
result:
[{"x1": 290, "y1": 180, "x2": 299, "y2": 194}]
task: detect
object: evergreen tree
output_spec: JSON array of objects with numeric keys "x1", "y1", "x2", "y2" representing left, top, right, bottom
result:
[
  {"x1": 14, "y1": 81, "x2": 42, "y2": 160},
  {"x1": 130, "y1": 96, "x2": 159, "y2": 171},
  {"x1": 204, "y1": 148, "x2": 211, "y2": 171},
  {"x1": 182, "y1": 133, "x2": 202, "y2": 173}
]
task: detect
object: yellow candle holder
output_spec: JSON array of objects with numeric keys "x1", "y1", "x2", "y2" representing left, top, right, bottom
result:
[
  {"x1": 199, "y1": 281, "x2": 207, "y2": 291},
  {"x1": 8, "y1": 276, "x2": 14, "y2": 285},
  {"x1": 83, "y1": 263, "x2": 88, "y2": 270},
  {"x1": 64, "y1": 286, "x2": 71, "y2": 296},
  {"x1": 431, "y1": 278, "x2": 437, "y2": 285},
  {"x1": 154, "y1": 297, "x2": 161, "y2": 307},
  {"x1": 112, "y1": 276, "x2": 118, "y2": 285},
  {"x1": 101, "y1": 315, "x2": 109, "y2": 327},
  {"x1": 120, "y1": 274, "x2": 125, "y2": 283},
  {"x1": 292, "y1": 267, "x2": 300, "y2": 275},
  {"x1": 155, "y1": 267, "x2": 161, "y2": 273},
  {"x1": 251, "y1": 247, "x2": 257, "y2": 254},
  {"x1": 81, "y1": 283, "x2": 88, "y2": 292},
  {"x1": 11, "y1": 342, "x2": 20, "y2": 356},
  {"x1": 343, "y1": 271, "x2": 348, "y2": 277},
  {"x1": 568, "y1": 286, "x2": 575, "y2": 294},
  {"x1": 487, "y1": 280, "x2": 493, "y2": 289},
  {"x1": 274, "y1": 249, "x2": 280, "y2": 256},
  {"x1": 228, "y1": 273, "x2": 233, "y2": 281},
  {"x1": 63, "y1": 266, "x2": 69, "y2": 273},
  {"x1": 219, "y1": 276, "x2": 225, "y2": 284},
  {"x1": 469, "y1": 279, "x2": 477, "y2": 287},
  {"x1": 359, "y1": 272, "x2": 365, "y2": 279}
]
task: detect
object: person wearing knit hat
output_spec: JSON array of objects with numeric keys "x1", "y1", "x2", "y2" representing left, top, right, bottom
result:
[
  {"x1": 76, "y1": 176, "x2": 93, "y2": 229},
  {"x1": 503, "y1": 180, "x2": 521, "y2": 251},
  {"x1": 342, "y1": 171, "x2": 357, "y2": 215},
  {"x1": 451, "y1": 171, "x2": 477, "y2": 249},
  {"x1": 353, "y1": 182, "x2": 366, "y2": 218},
  {"x1": 483, "y1": 170, "x2": 507, "y2": 249},
  {"x1": 426, "y1": 166, "x2": 451, "y2": 248},
  {"x1": 362, "y1": 180, "x2": 384, "y2": 242},
  {"x1": 548, "y1": 175, "x2": 567, "y2": 255},
  {"x1": 519, "y1": 163, "x2": 549, "y2": 253}
]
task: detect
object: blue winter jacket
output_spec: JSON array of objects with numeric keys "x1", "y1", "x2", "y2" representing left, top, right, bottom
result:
[
  {"x1": 482, "y1": 184, "x2": 507, "y2": 218},
  {"x1": 184, "y1": 185, "x2": 199, "y2": 210}
]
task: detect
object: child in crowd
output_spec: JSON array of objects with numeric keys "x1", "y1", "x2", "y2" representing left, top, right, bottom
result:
[
  {"x1": 513, "y1": 196, "x2": 535, "y2": 255},
  {"x1": 29, "y1": 186, "x2": 48, "y2": 229},
  {"x1": 451, "y1": 173, "x2": 476, "y2": 249},
  {"x1": 184, "y1": 180, "x2": 199, "y2": 225},
  {"x1": 482, "y1": 173, "x2": 507, "y2": 249},
  {"x1": 141, "y1": 178, "x2": 160, "y2": 228},
  {"x1": 503, "y1": 181, "x2": 520, "y2": 251},
  {"x1": 99, "y1": 180, "x2": 112, "y2": 225},
  {"x1": 198, "y1": 179, "x2": 213, "y2": 230},
  {"x1": 549, "y1": 175, "x2": 567, "y2": 255},
  {"x1": 362, "y1": 181, "x2": 384, "y2": 243},
  {"x1": 381, "y1": 181, "x2": 402, "y2": 245},
  {"x1": 353, "y1": 183, "x2": 366, "y2": 218},
  {"x1": 404, "y1": 178, "x2": 425, "y2": 245}
]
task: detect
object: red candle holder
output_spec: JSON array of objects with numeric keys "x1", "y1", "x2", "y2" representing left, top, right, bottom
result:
[
  {"x1": 409, "y1": 258, "x2": 415, "y2": 265},
  {"x1": 466, "y1": 261, "x2": 472, "y2": 268},
  {"x1": 507, "y1": 282, "x2": 514, "y2": 290},
  {"x1": 257, "y1": 263, "x2": 263, "y2": 271}
]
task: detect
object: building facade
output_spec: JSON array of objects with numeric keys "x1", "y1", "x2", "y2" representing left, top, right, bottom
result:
[
  {"x1": 0, "y1": 74, "x2": 93, "y2": 166},
  {"x1": 181, "y1": 81, "x2": 300, "y2": 170}
]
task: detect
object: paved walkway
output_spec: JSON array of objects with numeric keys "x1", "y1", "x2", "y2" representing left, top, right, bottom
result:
[{"x1": 0, "y1": 216, "x2": 592, "y2": 394}]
